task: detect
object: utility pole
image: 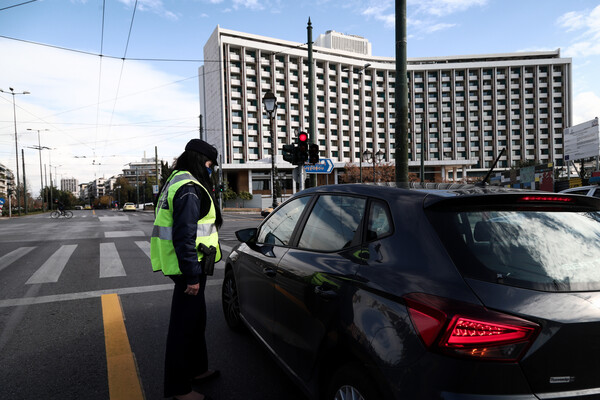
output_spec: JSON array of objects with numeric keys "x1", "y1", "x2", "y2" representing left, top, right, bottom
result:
[
  {"x1": 395, "y1": 0, "x2": 409, "y2": 185},
  {"x1": 199, "y1": 115, "x2": 204, "y2": 140},
  {"x1": 22, "y1": 149, "x2": 27, "y2": 214},
  {"x1": 155, "y1": 146, "x2": 159, "y2": 202},
  {"x1": 307, "y1": 18, "x2": 317, "y2": 189}
]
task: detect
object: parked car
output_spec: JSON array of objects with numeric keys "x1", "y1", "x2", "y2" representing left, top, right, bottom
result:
[
  {"x1": 222, "y1": 183, "x2": 600, "y2": 400},
  {"x1": 559, "y1": 184, "x2": 600, "y2": 198},
  {"x1": 84, "y1": 204, "x2": 92, "y2": 210},
  {"x1": 260, "y1": 207, "x2": 274, "y2": 217},
  {"x1": 74, "y1": 205, "x2": 83, "y2": 210},
  {"x1": 122, "y1": 202, "x2": 136, "y2": 212}
]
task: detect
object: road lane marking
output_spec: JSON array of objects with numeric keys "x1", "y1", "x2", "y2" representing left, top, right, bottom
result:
[
  {"x1": 100, "y1": 243, "x2": 127, "y2": 278},
  {"x1": 105, "y1": 231, "x2": 145, "y2": 238},
  {"x1": 0, "y1": 281, "x2": 222, "y2": 308},
  {"x1": 0, "y1": 247, "x2": 36, "y2": 273},
  {"x1": 101, "y1": 293, "x2": 144, "y2": 400},
  {"x1": 99, "y1": 216, "x2": 129, "y2": 222},
  {"x1": 25, "y1": 244, "x2": 77, "y2": 284},
  {"x1": 134, "y1": 241, "x2": 150, "y2": 258}
]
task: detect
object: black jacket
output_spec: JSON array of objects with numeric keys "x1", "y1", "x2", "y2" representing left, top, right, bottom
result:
[{"x1": 172, "y1": 183, "x2": 212, "y2": 285}]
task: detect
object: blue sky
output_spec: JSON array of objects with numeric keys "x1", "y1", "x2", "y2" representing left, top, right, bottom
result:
[{"x1": 1, "y1": 0, "x2": 599, "y2": 195}]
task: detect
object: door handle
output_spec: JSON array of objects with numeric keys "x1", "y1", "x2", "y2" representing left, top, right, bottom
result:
[
  {"x1": 314, "y1": 285, "x2": 338, "y2": 300},
  {"x1": 262, "y1": 267, "x2": 277, "y2": 278}
]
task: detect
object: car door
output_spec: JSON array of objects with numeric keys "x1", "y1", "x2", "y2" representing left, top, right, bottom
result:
[
  {"x1": 273, "y1": 194, "x2": 368, "y2": 381},
  {"x1": 233, "y1": 196, "x2": 311, "y2": 347}
]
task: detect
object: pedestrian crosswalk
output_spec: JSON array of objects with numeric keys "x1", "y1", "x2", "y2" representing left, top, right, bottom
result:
[{"x1": 0, "y1": 240, "x2": 233, "y2": 286}]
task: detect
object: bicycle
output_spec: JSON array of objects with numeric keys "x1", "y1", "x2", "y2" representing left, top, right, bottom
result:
[{"x1": 50, "y1": 210, "x2": 73, "y2": 219}]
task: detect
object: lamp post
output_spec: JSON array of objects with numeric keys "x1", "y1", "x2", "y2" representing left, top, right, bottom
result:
[
  {"x1": 27, "y1": 128, "x2": 50, "y2": 211},
  {"x1": 342, "y1": 64, "x2": 370, "y2": 183},
  {"x1": 363, "y1": 149, "x2": 386, "y2": 183},
  {"x1": 1, "y1": 87, "x2": 30, "y2": 215},
  {"x1": 262, "y1": 90, "x2": 278, "y2": 209}
]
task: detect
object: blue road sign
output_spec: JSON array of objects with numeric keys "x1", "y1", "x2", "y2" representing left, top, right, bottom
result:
[
  {"x1": 304, "y1": 158, "x2": 334, "y2": 174},
  {"x1": 0, "y1": 198, "x2": 5, "y2": 205}
]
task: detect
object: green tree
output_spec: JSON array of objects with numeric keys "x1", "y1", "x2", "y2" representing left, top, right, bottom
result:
[{"x1": 238, "y1": 191, "x2": 253, "y2": 207}]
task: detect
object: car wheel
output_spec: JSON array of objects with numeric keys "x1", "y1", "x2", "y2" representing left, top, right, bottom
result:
[
  {"x1": 222, "y1": 269, "x2": 244, "y2": 332},
  {"x1": 328, "y1": 365, "x2": 381, "y2": 400}
]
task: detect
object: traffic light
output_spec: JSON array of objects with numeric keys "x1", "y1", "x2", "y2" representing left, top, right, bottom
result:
[
  {"x1": 309, "y1": 143, "x2": 319, "y2": 165},
  {"x1": 282, "y1": 144, "x2": 295, "y2": 163},
  {"x1": 297, "y1": 131, "x2": 309, "y2": 164}
]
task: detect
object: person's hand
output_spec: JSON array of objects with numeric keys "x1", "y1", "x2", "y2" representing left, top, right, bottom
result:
[{"x1": 184, "y1": 283, "x2": 200, "y2": 296}]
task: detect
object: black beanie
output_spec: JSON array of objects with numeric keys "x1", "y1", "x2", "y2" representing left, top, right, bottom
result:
[{"x1": 185, "y1": 139, "x2": 219, "y2": 166}]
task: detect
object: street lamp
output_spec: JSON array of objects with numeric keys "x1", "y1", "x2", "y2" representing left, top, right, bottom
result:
[
  {"x1": 363, "y1": 149, "x2": 385, "y2": 183},
  {"x1": 262, "y1": 90, "x2": 278, "y2": 209},
  {"x1": 342, "y1": 64, "x2": 370, "y2": 183},
  {"x1": 1, "y1": 87, "x2": 30, "y2": 215},
  {"x1": 27, "y1": 128, "x2": 50, "y2": 211}
]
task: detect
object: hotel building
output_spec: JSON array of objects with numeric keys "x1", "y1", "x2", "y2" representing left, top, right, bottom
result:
[{"x1": 199, "y1": 27, "x2": 572, "y2": 204}]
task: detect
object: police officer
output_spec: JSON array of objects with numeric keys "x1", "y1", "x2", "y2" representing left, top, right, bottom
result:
[{"x1": 151, "y1": 139, "x2": 223, "y2": 400}]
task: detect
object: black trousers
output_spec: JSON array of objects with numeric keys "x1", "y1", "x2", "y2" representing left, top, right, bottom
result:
[{"x1": 164, "y1": 274, "x2": 208, "y2": 397}]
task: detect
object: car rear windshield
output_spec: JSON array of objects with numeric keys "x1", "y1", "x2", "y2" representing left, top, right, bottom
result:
[{"x1": 427, "y1": 209, "x2": 600, "y2": 292}]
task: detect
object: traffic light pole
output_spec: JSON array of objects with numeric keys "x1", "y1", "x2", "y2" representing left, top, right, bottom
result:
[{"x1": 307, "y1": 19, "x2": 317, "y2": 189}]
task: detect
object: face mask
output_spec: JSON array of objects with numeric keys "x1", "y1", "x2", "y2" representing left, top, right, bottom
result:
[{"x1": 206, "y1": 167, "x2": 213, "y2": 177}]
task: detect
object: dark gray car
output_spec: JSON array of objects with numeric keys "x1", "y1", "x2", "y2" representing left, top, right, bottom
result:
[{"x1": 222, "y1": 184, "x2": 600, "y2": 399}]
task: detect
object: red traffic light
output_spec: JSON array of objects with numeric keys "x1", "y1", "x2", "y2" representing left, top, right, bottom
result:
[{"x1": 298, "y1": 132, "x2": 308, "y2": 142}]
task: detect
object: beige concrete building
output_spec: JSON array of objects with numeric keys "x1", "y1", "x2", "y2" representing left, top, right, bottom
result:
[{"x1": 199, "y1": 27, "x2": 572, "y2": 205}]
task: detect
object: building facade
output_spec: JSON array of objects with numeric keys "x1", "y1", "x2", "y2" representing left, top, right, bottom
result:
[
  {"x1": 199, "y1": 27, "x2": 572, "y2": 202},
  {"x1": 0, "y1": 162, "x2": 15, "y2": 198},
  {"x1": 61, "y1": 178, "x2": 79, "y2": 196}
]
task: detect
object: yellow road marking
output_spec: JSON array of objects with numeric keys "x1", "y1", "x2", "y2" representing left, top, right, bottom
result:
[{"x1": 101, "y1": 293, "x2": 144, "y2": 400}]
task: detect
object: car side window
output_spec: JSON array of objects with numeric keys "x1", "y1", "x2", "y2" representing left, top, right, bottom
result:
[
  {"x1": 298, "y1": 195, "x2": 366, "y2": 252},
  {"x1": 366, "y1": 200, "x2": 393, "y2": 241},
  {"x1": 257, "y1": 196, "x2": 310, "y2": 246}
]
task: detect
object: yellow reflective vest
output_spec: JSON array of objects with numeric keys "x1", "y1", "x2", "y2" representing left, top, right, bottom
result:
[{"x1": 150, "y1": 170, "x2": 221, "y2": 276}]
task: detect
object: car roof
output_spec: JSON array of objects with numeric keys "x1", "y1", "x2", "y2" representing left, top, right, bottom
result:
[
  {"x1": 294, "y1": 183, "x2": 600, "y2": 210},
  {"x1": 559, "y1": 185, "x2": 598, "y2": 192}
]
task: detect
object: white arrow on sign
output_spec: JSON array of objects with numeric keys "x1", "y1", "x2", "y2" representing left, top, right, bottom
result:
[{"x1": 304, "y1": 158, "x2": 334, "y2": 174}]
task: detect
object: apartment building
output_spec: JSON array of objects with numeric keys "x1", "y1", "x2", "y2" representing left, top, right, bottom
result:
[
  {"x1": 121, "y1": 156, "x2": 160, "y2": 187},
  {"x1": 199, "y1": 27, "x2": 572, "y2": 196},
  {"x1": 0, "y1": 162, "x2": 14, "y2": 198},
  {"x1": 61, "y1": 177, "x2": 79, "y2": 196}
]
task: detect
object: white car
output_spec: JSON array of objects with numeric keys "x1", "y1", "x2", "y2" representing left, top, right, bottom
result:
[
  {"x1": 559, "y1": 185, "x2": 600, "y2": 198},
  {"x1": 123, "y1": 202, "x2": 136, "y2": 212}
]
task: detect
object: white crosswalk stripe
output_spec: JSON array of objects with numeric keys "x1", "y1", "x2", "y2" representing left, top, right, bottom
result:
[
  {"x1": 0, "y1": 247, "x2": 36, "y2": 273},
  {"x1": 3, "y1": 240, "x2": 234, "y2": 285},
  {"x1": 99, "y1": 243, "x2": 126, "y2": 278},
  {"x1": 26, "y1": 244, "x2": 78, "y2": 284},
  {"x1": 135, "y1": 241, "x2": 151, "y2": 258}
]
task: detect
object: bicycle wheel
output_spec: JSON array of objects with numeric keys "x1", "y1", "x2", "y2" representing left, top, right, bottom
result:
[
  {"x1": 50, "y1": 211, "x2": 60, "y2": 219},
  {"x1": 64, "y1": 211, "x2": 73, "y2": 219}
]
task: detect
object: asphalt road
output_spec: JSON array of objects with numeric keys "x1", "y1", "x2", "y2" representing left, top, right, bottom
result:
[{"x1": 0, "y1": 209, "x2": 308, "y2": 400}]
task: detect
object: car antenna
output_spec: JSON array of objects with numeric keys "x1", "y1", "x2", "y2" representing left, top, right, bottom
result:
[{"x1": 477, "y1": 147, "x2": 506, "y2": 187}]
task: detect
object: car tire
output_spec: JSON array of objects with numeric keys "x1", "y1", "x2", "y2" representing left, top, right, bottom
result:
[
  {"x1": 327, "y1": 364, "x2": 381, "y2": 400},
  {"x1": 222, "y1": 269, "x2": 244, "y2": 332}
]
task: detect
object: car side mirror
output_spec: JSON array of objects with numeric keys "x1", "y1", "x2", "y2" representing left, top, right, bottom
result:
[{"x1": 235, "y1": 227, "x2": 258, "y2": 244}]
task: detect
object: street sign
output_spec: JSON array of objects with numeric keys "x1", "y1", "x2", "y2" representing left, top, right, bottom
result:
[
  {"x1": 0, "y1": 198, "x2": 5, "y2": 205},
  {"x1": 152, "y1": 185, "x2": 159, "y2": 194},
  {"x1": 304, "y1": 158, "x2": 334, "y2": 174},
  {"x1": 564, "y1": 117, "x2": 600, "y2": 161}
]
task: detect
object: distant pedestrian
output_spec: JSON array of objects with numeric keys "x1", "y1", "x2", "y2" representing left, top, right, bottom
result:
[{"x1": 151, "y1": 139, "x2": 223, "y2": 400}]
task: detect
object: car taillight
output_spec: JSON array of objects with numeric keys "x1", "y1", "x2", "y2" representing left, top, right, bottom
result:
[
  {"x1": 519, "y1": 195, "x2": 572, "y2": 202},
  {"x1": 404, "y1": 293, "x2": 539, "y2": 362}
]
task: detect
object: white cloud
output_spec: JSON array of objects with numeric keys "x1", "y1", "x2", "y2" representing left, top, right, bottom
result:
[
  {"x1": 0, "y1": 39, "x2": 199, "y2": 194},
  {"x1": 117, "y1": 0, "x2": 179, "y2": 21},
  {"x1": 232, "y1": 0, "x2": 264, "y2": 10},
  {"x1": 409, "y1": 0, "x2": 488, "y2": 17},
  {"x1": 573, "y1": 92, "x2": 600, "y2": 125},
  {"x1": 362, "y1": 0, "x2": 485, "y2": 32},
  {"x1": 425, "y1": 22, "x2": 456, "y2": 33},
  {"x1": 558, "y1": 5, "x2": 600, "y2": 57}
]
